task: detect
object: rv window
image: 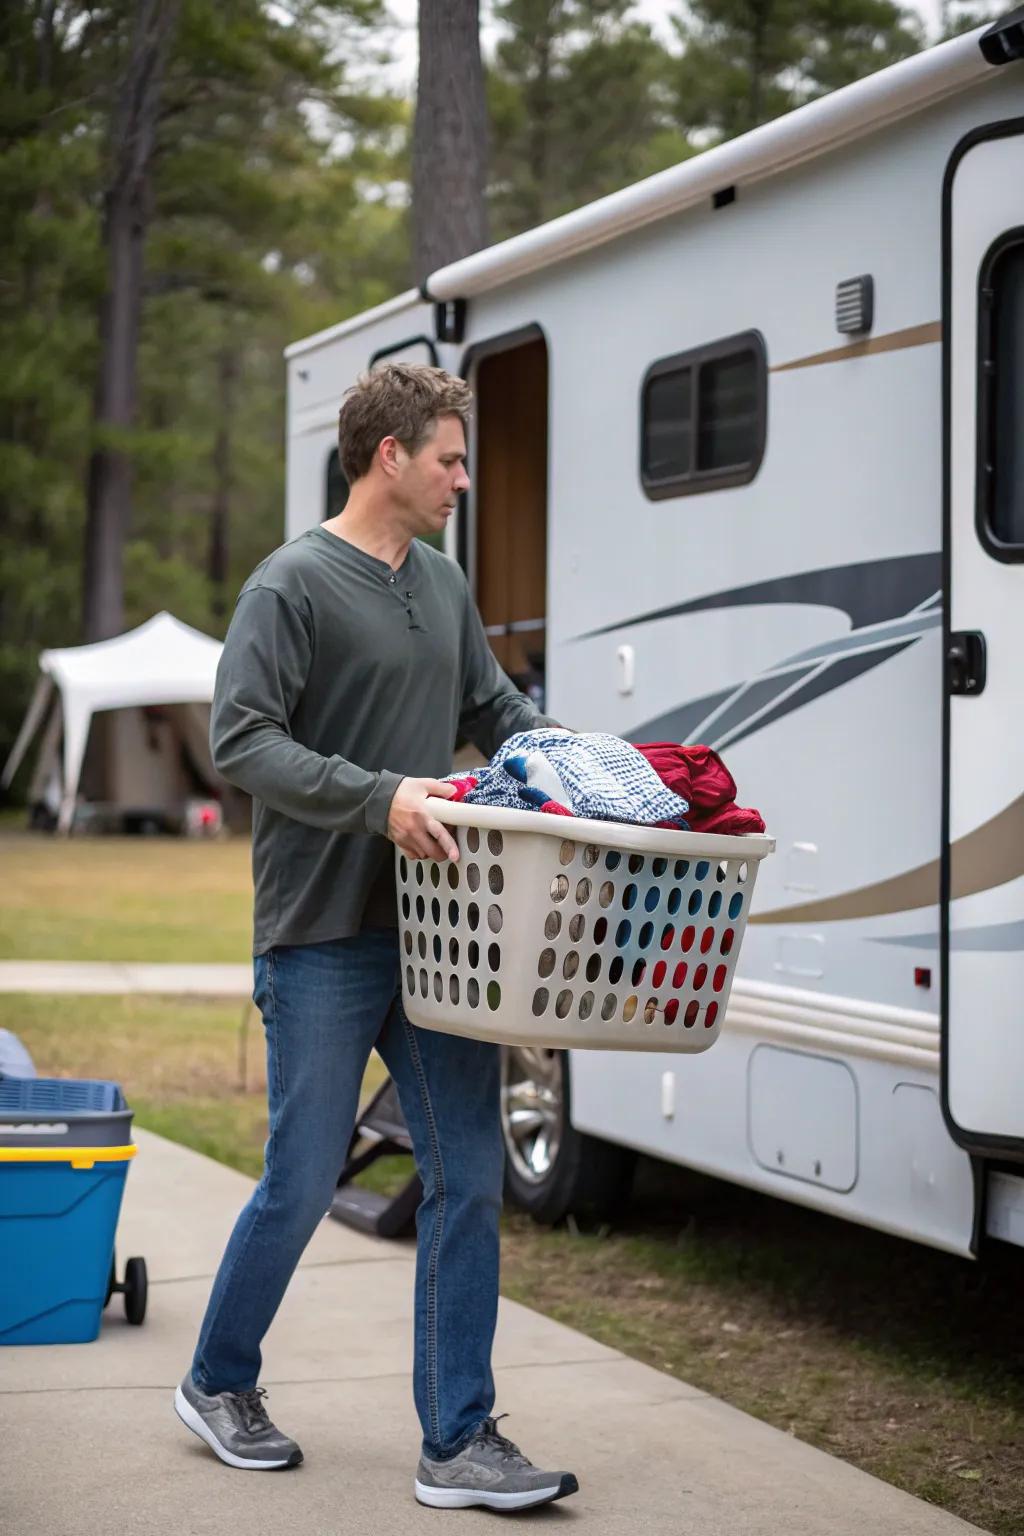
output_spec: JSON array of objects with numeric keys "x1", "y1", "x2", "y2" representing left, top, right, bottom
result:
[
  {"x1": 980, "y1": 237, "x2": 1024, "y2": 556},
  {"x1": 643, "y1": 368, "x2": 693, "y2": 481},
  {"x1": 641, "y1": 331, "x2": 766, "y2": 500},
  {"x1": 325, "y1": 447, "x2": 349, "y2": 519}
]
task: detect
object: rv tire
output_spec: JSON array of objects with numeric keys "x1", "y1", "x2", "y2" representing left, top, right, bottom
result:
[{"x1": 501, "y1": 1048, "x2": 635, "y2": 1225}]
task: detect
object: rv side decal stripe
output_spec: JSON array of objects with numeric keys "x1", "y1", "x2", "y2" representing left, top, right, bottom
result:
[
  {"x1": 770, "y1": 320, "x2": 942, "y2": 373},
  {"x1": 750, "y1": 793, "x2": 1024, "y2": 925},
  {"x1": 574, "y1": 553, "x2": 941, "y2": 641}
]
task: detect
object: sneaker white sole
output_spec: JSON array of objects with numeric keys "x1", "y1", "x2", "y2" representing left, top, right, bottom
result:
[
  {"x1": 414, "y1": 1477, "x2": 572, "y2": 1510},
  {"x1": 174, "y1": 1386, "x2": 300, "y2": 1471}
]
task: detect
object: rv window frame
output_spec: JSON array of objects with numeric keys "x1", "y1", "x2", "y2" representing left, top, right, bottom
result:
[
  {"x1": 975, "y1": 225, "x2": 1024, "y2": 563},
  {"x1": 639, "y1": 330, "x2": 767, "y2": 501}
]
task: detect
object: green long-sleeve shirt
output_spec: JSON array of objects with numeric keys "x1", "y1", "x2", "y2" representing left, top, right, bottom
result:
[{"x1": 211, "y1": 526, "x2": 558, "y2": 954}]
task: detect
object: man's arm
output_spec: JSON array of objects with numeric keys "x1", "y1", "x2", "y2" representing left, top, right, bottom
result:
[
  {"x1": 211, "y1": 585, "x2": 401, "y2": 833},
  {"x1": 457, "y1": 583, "x2": 564, "y2": 760}
]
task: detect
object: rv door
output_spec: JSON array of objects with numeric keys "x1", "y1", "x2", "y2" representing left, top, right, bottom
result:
[{"x1": 942, "y1": 117, "x2": 1024, "y2": 1156}]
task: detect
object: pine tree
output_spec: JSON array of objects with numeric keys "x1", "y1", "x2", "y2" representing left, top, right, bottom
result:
[
  {"x1": 665, "y1": 0, "x2": 925, "y2": 142},
  {"x1": 488, "y1": 0, "x2": 686, "y2": 239}
]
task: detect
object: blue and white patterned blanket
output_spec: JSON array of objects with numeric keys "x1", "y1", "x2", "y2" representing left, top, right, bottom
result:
[{"x1": 446, "y1": 729, "x2": 690, "y2": 828}]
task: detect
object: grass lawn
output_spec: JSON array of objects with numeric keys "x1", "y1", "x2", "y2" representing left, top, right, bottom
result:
[
  {"x1": 4, "y1": 832, "x2": 1024, "y2": 1533},
  {"x1": 0, "y1": 830, "x2": 252, "y2": 962}
]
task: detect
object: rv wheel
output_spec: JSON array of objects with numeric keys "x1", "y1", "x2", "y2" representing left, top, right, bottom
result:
[{"x1": 500, "y1": 1047, "x2": 635, "y2": 1225}]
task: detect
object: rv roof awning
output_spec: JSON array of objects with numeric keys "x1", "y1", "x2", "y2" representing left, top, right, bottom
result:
[
  {"x1": 2, "y1": 612, "x2": 223, "y2": 832},
  {"x1": 423, "y1": 26, "x2": 998, "y2": 305}
]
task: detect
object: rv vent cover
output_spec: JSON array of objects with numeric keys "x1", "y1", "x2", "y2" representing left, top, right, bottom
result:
[{"x1": 836, "y1": 275, "x2": 873, "y2": 335}]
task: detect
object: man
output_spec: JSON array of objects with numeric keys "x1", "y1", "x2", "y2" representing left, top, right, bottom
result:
[{"x1": 173, "y1": 363, "x2": 579, "y2": 1512}]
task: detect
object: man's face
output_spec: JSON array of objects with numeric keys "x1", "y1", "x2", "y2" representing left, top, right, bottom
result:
[{"x1": 388, "y1": 414, "x2": 470, "y2": 536}]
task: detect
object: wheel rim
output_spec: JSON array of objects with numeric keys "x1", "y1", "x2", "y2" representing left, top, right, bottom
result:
[{"x1": 500, "y1": 1046, "x2": 563, "y2": 1184}]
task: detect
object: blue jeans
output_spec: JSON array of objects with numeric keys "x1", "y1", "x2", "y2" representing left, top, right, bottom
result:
[{"x1": 190, "y1": 931, "x2": 504, "y2": 1459}]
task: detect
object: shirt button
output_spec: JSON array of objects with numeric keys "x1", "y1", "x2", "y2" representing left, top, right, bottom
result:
[{"x1": 388, "y1": 575, "x2": 395, "y2": 584}]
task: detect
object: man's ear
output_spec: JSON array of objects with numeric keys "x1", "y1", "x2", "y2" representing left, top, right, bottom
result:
[{"x1": 378, "y1": 435, "x2": 406, "y2": 478}]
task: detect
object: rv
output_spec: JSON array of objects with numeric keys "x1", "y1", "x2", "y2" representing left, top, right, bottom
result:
[{"x1": 284, "y1": 16, "x2": 1024, "y2": 1258}]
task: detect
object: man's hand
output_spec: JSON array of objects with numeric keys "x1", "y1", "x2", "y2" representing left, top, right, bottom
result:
[{"x1": 387, "y1": 778, "x2": 460, "y2": 862}]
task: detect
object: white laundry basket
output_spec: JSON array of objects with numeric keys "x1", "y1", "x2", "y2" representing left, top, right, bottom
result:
[{"x1": 396, "y1": 799, "x2": 774, "y2": 1052}]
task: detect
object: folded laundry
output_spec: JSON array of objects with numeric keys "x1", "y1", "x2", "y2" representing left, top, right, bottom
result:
[
  {"x1": 443, "y1": 729, "x2": 691, "y2": 829},
  {"x1": 635, "y1": 742, "x2": 765, "y2": 836}
]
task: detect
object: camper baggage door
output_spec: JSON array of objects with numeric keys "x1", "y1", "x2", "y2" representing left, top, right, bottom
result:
[{"x1": 942, "y1": 118, "x2": 1024, "y2": 1155}]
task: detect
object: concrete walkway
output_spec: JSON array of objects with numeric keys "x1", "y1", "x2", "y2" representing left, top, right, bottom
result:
[
  {"x1": 0, "y1": 960, "x2": 251, "y2": 995},
  {"x1": 1, "y1": 1128, "x2": 984, "y2": 1535}
]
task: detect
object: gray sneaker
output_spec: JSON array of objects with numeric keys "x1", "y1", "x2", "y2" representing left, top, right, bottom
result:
[
  {"x1": 174, "y1": 1373, "x2": 303, "y2": 1470},
  {"x1": 415, "y1": 1415, "x2": 578, "y2": 1511}
]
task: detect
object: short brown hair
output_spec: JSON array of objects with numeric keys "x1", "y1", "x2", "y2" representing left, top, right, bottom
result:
[{"x1": 337, "y1": 363, "x2": 473, "y2": 484}]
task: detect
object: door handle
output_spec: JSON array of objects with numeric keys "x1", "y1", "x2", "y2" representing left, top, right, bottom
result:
[{"x1": 948, "y1": 631, "x2": 987, "y2": 696}]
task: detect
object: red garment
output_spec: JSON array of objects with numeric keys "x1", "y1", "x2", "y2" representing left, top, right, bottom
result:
[
  {"x1": 636, "y1": 742, "x2": 765, "y2": 835},
  {"x1": 446, "y1": 775, "x2": 478, "y2": 802}
]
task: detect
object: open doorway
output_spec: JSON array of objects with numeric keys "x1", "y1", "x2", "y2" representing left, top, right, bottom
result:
[{"x1": 464, "y1": 328, "x2": 549, "y2": 709}]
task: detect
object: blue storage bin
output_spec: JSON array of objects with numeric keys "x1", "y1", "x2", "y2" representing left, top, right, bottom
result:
[
  {"x1": 0, "y1": 1075, "x2": 133, "y2": 1149},
  {"x1": 0, "y1": 1146, "x2": 136, "y2": 1345}
]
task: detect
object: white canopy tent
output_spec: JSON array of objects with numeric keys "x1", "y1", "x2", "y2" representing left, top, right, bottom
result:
[{"x1": 2, "y1": 613, "x2": 224, "y2": 833}]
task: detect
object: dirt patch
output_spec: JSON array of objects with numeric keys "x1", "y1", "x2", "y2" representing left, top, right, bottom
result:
[{"x1": 500, "y1": 1157, "x2": 1024, "y2": 1535}]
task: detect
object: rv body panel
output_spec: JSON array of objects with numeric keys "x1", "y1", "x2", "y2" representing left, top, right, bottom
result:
[{"x1": 283, "y1": 58, "x2": 1024, "y2": 1253}]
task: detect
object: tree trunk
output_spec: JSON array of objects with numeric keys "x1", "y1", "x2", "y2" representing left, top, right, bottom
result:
[
  {"x1": 525, "y1": 10, "x2": 554, "y2": 227},
  {"x1": 209, "y1": 329, "x2": 238, "y2": 620},
  {"x1": 81, "y1": 0, "x2": 180, "y2": 641},
  {"x1": 412, "y1": 0, "x2": 490, "y2": 287}
]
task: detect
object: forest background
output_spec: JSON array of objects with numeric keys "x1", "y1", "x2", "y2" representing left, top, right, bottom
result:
[{"x1": 0, "y1": 0, "x2": 1000, "y2": 779}]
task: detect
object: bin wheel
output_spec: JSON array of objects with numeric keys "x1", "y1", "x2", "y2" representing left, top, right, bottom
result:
[
  {"x1": 123, "y1": 1256, "x2": 148, "y2": 1325},
  {"x1": 104, "y1": 1250, "x2": 116, "y2": 1309}
]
